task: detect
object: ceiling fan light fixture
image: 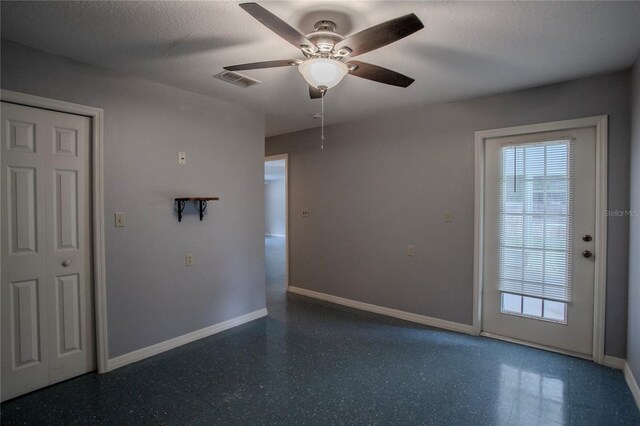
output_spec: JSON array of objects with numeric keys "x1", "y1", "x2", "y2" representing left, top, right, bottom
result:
[{"x1": 298, "y1": 58, "x2": 348, "y2": 89}]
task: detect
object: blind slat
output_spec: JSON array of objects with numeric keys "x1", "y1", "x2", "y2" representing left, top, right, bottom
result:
[{"x1": 498, "y1": 140, "x2": 574, "y2": 303}]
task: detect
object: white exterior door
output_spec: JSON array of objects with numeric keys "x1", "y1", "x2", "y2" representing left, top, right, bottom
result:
[
  {"x1": 1, "y1": 102, "x2": 94, "y2": 401},
  {"x1": 482, "y1": 126, "x2": 597, "y2": 357}
]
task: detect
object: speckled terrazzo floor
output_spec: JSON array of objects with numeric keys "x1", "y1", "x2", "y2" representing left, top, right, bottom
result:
[{"x1": 1, "y1": 237, "x2": 639, "y2": 425}]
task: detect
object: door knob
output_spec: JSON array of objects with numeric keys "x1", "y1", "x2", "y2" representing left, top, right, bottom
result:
[
  {"x1": 62, "y1": 260, "x2": 71, "y2": 267},
  {"x1": 582, "y1": 250, "x2": 593, "y2": 259}
]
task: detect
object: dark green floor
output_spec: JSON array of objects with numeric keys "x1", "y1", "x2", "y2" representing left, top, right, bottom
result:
[{"x1": 1, "y1": 236, "x2": 638, "y2": 425}]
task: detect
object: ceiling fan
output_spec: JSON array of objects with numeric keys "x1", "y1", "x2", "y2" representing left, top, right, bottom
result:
[{"x1": 224, "y1": 3, "x2": 424, "y2": 99}]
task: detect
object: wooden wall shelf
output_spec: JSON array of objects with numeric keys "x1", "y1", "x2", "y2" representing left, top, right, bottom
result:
[{"x1": 175, "y1": 197, "x2": 219, "y2": 222}]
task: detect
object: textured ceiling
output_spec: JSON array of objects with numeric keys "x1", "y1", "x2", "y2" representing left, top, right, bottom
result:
[{"x1": 2, "y1": 1, "x2": 640, "y2": 137}]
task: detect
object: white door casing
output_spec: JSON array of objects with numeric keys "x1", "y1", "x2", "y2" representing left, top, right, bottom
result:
[
  {"x1": 473, "y1": 116, "x2": 608, "y2": 363},
  {"x1": 1, "y1": 102, "x2": 95, "y2": 401},
  {"x1": 0, "y1": 88, "x2": 108, "y2": 377},
  {"x1": 482, "y1": 127, "x2": 595, "y2": 356}
]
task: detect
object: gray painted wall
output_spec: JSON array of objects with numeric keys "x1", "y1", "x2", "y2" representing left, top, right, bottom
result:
[
  {"x1": 265, "y1": 177, "x2": 286, "y2": 236},
  {"x1": 628, "y1": 58, "x2": 640, "y2": 385},
  {"x1": 1, "y1": 41, "x2": 266, "y2": 358},
  {"x1": 267, "y1": 70, "x2": 631, "y2": 357}
]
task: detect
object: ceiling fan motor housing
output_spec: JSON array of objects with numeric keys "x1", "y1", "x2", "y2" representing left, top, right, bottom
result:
[
  {"x1": 305, "y1": 21, "x2": 344, "y2": 56},
  {"x1": 314, "y1": 20, "x2": 337, "y2": 31}
]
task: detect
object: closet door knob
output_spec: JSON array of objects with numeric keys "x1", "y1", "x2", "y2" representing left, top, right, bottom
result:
[{"x1": 62, "y1": 260, "x2": 71, "y2": 267}]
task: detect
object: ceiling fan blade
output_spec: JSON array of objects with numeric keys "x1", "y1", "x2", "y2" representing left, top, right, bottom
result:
[
  {"x1": 309, "y1": 85, "x2": 323, "y2": 99},
  {"x1": 335, "y1": 13, "x2": 424, "y2": 58},
  {"x1": 239, "y1": 3, "x2": 315, "y2": 52},
  {"x1": 224, "y1": 59, "x2": 301, "y2": 71},
  {"x1": 347, "y1": 61, "x2": 415, "y2": 87}
]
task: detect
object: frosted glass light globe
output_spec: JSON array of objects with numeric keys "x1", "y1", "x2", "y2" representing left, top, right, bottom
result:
[{"x1": 298, "y1": 58, "x2": 349, "y2": 89}]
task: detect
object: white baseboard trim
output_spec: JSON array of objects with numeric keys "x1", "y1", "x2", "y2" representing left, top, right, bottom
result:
[
  {"x1": 265, "y1": 233, "x2": 286, "y2": 238},
  {"x1": 288, "y1": 286, "x2": 474, "y2": 335},
  {"x1": 624, "y1": 362, "x2": 640, "y2": 410},
  {"x1": 107, "y1": 308, "x2": 268, "y2": 371},
  {"x1": 604, "y1": 355, "x2": 626, "y2": 370}
]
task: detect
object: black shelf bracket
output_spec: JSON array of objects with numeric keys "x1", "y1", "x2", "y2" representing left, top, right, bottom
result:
[
  {"x1": 176, "y1": 199, "x2": 186, "y2": 222},
  {"x1": 198, "y1": 200, "x2": 207, "y2": 221}
]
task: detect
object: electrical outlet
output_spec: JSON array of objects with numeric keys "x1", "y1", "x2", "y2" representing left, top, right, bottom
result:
[
  {"x1": 185, "y1": 253, "x2": 194, "y2": 267},
  {"x1": 178, "y1": 152, "x2": 186, "y2": 165},
  {"x1": 444, "y1": 209, "x2": 454, "y2": 222},
  {"x1": 114, "y1": 212, "x2": 126, "y2": 227},
  {"x1": 301, "y1": 209, "x2": 310, "y2": 217},
  {"x1": 407, "y1": 245, "x2": 415, "y2": 256}
]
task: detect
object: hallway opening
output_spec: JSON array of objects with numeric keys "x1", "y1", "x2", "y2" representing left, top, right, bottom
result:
[{"x1": 264, "y1": 155, "x2": 288, "y2": 305}]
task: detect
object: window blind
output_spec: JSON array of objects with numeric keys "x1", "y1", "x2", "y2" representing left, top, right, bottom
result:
[{"x1": 498, "y1": 140, "x2": 574, "y2": 302}]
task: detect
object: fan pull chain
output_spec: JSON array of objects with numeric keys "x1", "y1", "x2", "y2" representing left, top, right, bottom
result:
[{"x1": 320, "y1": 88, "x2": 325, "y2": 151}]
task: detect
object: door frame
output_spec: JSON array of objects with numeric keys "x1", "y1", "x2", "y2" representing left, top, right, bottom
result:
[
  {"x1": 473, "y1": 115, "x2": 608, "y2": 364},
  {"x1": 0, "y1": 89, "x2": 109, "y2": 373},
  {"x1": 265, "y1": 153, "x2": 289, "y2": 290}
]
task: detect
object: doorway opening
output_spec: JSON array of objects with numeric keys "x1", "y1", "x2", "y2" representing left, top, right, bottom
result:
[{"x1": 264, "y1": 154, "x2": 288, "y2": 305}]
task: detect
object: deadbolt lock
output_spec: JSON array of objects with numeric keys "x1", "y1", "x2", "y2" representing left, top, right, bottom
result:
[{"x1": 582, "y1": 235, "x2": 592, "y2": 242}]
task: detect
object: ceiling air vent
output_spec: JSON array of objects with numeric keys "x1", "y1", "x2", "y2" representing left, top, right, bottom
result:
[{"x1": 214, "y1": 71, "x2": 261, "y2": 88}]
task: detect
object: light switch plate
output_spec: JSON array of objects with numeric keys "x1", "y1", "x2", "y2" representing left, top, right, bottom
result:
[
  {"x1": 407, "y1": 245, "x2": 415, "y2": 256},
  {"x1": 444, "y1": 209, "x2": 454, "y2": 222},
  {"x1": 114, "y1": 212, "x2": 126, "y2": 227},
  {"x1": 178, "y1": 152, "x2": 186, "y2": 165},
  {"x1": 185, "y1": 253, "x2": 194, "y2": 267}
]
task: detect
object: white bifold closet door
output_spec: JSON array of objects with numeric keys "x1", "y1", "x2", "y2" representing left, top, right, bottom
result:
[{"x1": 1, "y1": 102, "x2": 94, "y2": 401}]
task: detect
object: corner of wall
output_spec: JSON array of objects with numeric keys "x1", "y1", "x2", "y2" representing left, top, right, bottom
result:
[{"x1": 626, "y1": 52, "x2": 640, "y2": 391}]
